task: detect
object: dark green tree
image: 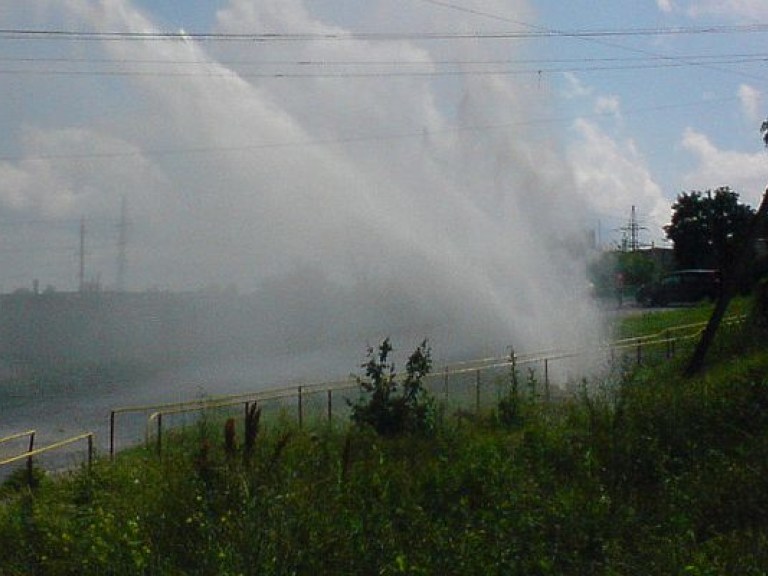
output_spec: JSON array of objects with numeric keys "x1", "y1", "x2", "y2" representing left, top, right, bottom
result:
[
  {"x1": 587, "y1": 250, "x2": 657, "y2": 297},
  {"x1": 762, "y1": 118, "x2": 768, "y2": 147},
  {"x1": 685, "y1": 122, "x2": 768, "y2": 376},
  {"x1": 664, "y1": 187, "x2": 755, "y2": 271},
  {"x1": 617, "y1": 250, "x2": 656, "y2": 286}
]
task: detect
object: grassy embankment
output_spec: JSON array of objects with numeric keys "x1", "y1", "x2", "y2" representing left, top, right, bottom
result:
[
  {"x1": 616, "y1": 297, "x2": 750, "y2": 339},
  {"x1": 1, "y1": 298, "x2": 767, "y2": 574}
]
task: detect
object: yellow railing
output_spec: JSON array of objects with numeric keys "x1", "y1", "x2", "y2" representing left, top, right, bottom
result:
[
  {"x1": 9, "y1": 314, "x2": 748, "y2": 462},
  {"x1": 113, "y1": 321, "x2": 727, "y2": 456},
  {"x1": 0, "y1": 429, "x2": 36, "y2": 449},
  {"x1": 0, "y1": 432, "x2": 94, "y2": 483}
]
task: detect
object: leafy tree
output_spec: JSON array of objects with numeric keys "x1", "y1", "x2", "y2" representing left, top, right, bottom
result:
[
  {"x1": 762, "y1": 117, "x2": 768, "y2": 147},
  {"x1": 349, "y1": 338, "x2": 435, "y2": 436},
  {"x1": 664, "y1": 187, "x2": 755, "y2": 271},
  {"x1": 617, "y1": 251, "x2": 656, "y2": 286},
  {"x1": 587, "y1": 250, "x2": 657, "y2": 297},
  {"x1": 685, "y1": 122, "x2": 768, "y2": 377}
]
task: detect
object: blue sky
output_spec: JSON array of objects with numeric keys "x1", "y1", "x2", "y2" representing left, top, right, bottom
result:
[
  {"x1": 532, "y1": 0, "x2": 768, "y2": 235},
  {"x1": 0, "y1": 1, "x2": 766, "y2": 318},
  {"x1": 5, "y1": 2, "x2": 766, "y2": 221}
]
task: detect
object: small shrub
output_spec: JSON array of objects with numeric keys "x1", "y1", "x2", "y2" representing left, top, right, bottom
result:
[
  {"x1": 349, "y1": 338, "x2": 436, "y2": 436},
  {"x1": 0, "y1": 464, "x2": 46, "y2": 494},
  {"x1": 224, "y1": 418, "x2": 237, "y2": 457},
  {"x1": 244, "y1": 402, "x2": 261, "y2": 461},
  {"x1": 498, "y1": 350, "x2": 523, "y2": 428}
]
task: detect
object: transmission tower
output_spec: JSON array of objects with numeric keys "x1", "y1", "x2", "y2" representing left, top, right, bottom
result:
[{"x1": 620, "y1": 205, "x2": 647, "y2": 252}]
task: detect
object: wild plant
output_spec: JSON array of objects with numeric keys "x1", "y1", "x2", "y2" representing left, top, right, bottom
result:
[
  {"x1": 498, "y1": 348, "x2": 523, "y2": 428},
  {"x1": 244, "y1": 402, "x2": 261, "y2": 462},
  {"x1": 339, "y1": 431, "x2": 352, "y2": 484},
  {"x1": 526, "y1": 367, "x2": 539, "y2": 402},
  {"x1": 348, "y1": 338, "x2": 436, "y2": 436},
  {"x1": 269, "y1": 431, "x2": 293, "y2": 470},
  {"x1": 224, "y1": 417, "x2": 237, "y2": 458}
]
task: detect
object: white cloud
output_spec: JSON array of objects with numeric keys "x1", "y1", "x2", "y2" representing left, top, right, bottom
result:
[
  {"x1": 561, "y1": 81, "x2": 665, "y2": 242},
  {"x1": 681, "y1": 128, "x2": 768, "y2": 206},
  {"x1": 657, "y1": 0, "x2": 675, "y2": 13},
  {"x1": 0, "y1": 162, "x2": 32, "y2": 211},
  {"x1": 684, "y1": 0, "x2": 768, "y2": 19},
  {"x1": 568, "y1": 119, "x2": 670, "y2": 243},
  {"x1": 738, "y1": 84, "x2": 762, "y2": 125},
  {"x1": 595, "y1": 95, "x2": 622, "y2": 121},
  {"x1": 1, "y1": 127, "x2": 165, "y2": 218},
  {"x1": 563, "y1": 72, "x2": 593, "y2": 99}
]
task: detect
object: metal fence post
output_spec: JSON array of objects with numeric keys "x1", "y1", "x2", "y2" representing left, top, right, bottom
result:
[
  {"x1": 26, "y1": 431, "x2": 35, "y2": 484},
  {"x1": 109, "y1": 411, "x2": 115, "y2": 460},
  {"x1": 156, "y1": 413, "x2": 163, "y2": 455},
  {"x1": 636, "y1": 338, "x2": 642, "y2": 366},
  {"x1": 475, "y1": 370, "x2": 481, "y2": 414},
  {"x1": 543, "y1": 358, "x2": 550, "y2": 402},
  {"x1": 327, "y1": 389, "x2": 333, "y2": 424},
  {"x1": 298, "y1": 386, "x2": 304, "y2": 429},
  {"x1": 87, "y1": 434, "x2": 94, "y2": 467}
]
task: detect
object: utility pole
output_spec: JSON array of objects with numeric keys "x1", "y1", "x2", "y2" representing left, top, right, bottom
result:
[
  {"x1": 116, "y1": 196, "x2": 128, "y2": 291},
  {"x1": 79, "y1": 217, "x2": 85, "y2": 292}
]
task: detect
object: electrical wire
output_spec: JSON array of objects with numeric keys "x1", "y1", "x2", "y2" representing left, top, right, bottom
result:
[
  {"x1": 2, "y1": 52, "x2": 767, "y2": 67},
  {"x1": 1, "y1": 24, "x2": 768, "y2": 42},
  {"x1": 413, "y1": 0, "x2": 768, "y2": 93},
  {"x1": 0, "y1": 96, "x2": 739, "y2": 164},
  {"x1": 0, "y1": 56, "x2": 765, "y2": 78}
]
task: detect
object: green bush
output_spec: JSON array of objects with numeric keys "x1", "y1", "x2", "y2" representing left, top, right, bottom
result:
[
  {"x1": 0, "y1": 464, "x2": 46, "y2": 494},
  {"x1": 3, "y1": 303, "x2": 768, "y2": 574},
  {"x1": 348, "y1": 338, "x2": 436, "y2": 436}
]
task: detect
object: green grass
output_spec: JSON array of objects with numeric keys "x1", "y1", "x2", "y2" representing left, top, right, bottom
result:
[
  {"x1": 617, "y1": 297, "x2": 749, "y2": 340},
  {"x1": 2, "y1": 303, "x2": 768, "y2": 574}
]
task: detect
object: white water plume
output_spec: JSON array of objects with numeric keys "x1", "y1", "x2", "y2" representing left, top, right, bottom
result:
[{"x1": 1, "y1": 0, "x2": 605, "y2": 374}]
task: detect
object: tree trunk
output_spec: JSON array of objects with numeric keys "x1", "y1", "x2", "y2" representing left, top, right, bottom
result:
[{"x1": 685, "y1": 187, "x2": 768, "y2": 377}]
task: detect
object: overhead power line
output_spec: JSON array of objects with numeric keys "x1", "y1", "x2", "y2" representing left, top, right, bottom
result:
[
  {"x1": 0, "y1": 55, "x2": 765, "y2": 79},
  {"x1": 414, "y1": 0, "x2": 768, "y2": 95},
  {"x1": 1, "y1": 24, "x2": 768, "y2": 42},
  {"x1": 3, "y1": 52, "x2": 768, "y2": 67},
  {"x1": 0, "y1": 95, "x2": 739, "y2": 164},
  {"x1": 2, "y1": 52, "x2": 768, "y2": 68}
]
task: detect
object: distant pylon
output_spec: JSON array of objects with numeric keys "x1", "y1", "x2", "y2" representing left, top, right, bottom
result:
[
  {"x1": 79, "y1": 216, "x2": 85, "y2": 292},
  {"x1": 116, "y1": 196, "x2": 128, "y2": 291},
  {"x1": 620, "y1": 205, "x2": 647, "y2": 252}
]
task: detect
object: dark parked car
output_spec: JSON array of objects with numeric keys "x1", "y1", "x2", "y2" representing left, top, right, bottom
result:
[{"x1": 636, "y1": 269, "x2": 721, "y2": 307}]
